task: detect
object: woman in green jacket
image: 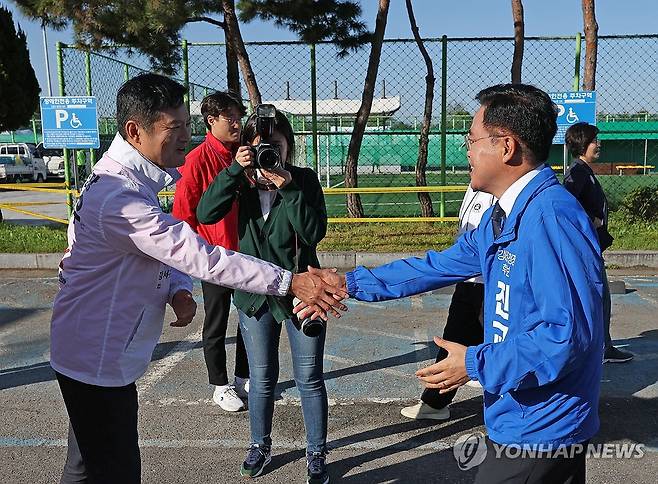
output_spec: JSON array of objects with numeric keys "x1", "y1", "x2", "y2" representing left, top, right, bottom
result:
[{"x1": 197, "y1": 109, "x2": 330, "y2": 484}]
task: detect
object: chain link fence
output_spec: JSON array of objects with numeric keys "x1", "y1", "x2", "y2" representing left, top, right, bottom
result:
[{"x1": 50, "y1": 35, "x2": 658, "y2": 220}]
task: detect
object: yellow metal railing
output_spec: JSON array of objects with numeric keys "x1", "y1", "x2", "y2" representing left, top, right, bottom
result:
[{"x1": 1, "y1": 184, "x2": 467, "y2": 224}]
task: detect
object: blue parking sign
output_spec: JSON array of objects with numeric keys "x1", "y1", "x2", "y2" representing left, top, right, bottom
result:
[
  {"x1": 549, "y1": 91, "x2": 596, "y2": 144},
  {"x1": 40, "y1": 96, "x2": 100, "y2": 149}
]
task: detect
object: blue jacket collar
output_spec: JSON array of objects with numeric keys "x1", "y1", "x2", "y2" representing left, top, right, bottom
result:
[{"x1": 495, "y1": 164, "x2": 559, "y2": 244}]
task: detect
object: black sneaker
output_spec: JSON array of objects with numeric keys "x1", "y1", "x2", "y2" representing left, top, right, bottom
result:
[
  {"x1": 604, "y1": 346, "x2": 634, "y2": 363},
  {"x1": 307, "y1": 451, "x2": 329, "y2": 484},
  {"x1": 240, "y1": 444, "x2": 271, "y2": 478}
]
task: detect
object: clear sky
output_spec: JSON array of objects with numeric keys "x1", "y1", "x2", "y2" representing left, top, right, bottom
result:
[{"x1": 4, "y1": 0, "x2": 658, "y2": 94}]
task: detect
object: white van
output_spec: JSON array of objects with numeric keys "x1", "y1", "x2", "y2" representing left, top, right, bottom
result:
[{"x1": 35, "y1": 142, "x2": 66, "y2": 178}]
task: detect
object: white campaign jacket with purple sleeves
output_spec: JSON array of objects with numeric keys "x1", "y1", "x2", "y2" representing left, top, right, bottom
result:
[{"x1": 50, "y1": 134, "x2": 292, "y2": 387}]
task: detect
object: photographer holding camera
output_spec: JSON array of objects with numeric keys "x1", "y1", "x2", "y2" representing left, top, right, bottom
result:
[{"x1": 197, "y1": 106, "x2": 331, "y2": 484}]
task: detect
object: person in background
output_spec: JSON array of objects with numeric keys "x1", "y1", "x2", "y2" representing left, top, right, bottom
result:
[
  {"x1": 52, "y1": 74, "x2": 346, "y2": 484},
  {"x1": 173, "y1": 91, "x2": 251, "y2": 412},
  {"x1": 197, "y1": 108, "x2": 331, "y2": 484},
  {"x1": 564, "y1": 122, "x2": 633, "y2": 363},
  {"x1": 400, "y1": 184, "x2": 494, "y2": 420}
]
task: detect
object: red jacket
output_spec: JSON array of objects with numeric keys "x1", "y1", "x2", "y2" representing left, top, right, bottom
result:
[{"x1": 173, "y1": 133, "x2": 239, "y2": 251}]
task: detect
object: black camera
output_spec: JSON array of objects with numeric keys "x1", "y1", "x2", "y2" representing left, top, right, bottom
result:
[
  {"x1": 300, "y1": 317, "x2": 325, "y2": 337},
  {"x1": 292, "y1": 297, "x2": 326, "y2": 337},
  {"x1": 251, "y1": 104, "x2": 282, "y2": 170}
]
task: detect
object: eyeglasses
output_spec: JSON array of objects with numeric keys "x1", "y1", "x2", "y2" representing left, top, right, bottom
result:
[
  {"x1": 215, "y1": 115, "x2": 242, "y2": 126},
  {"x1": 462, "y1": 134, "x2": 505, "y2": 150}
]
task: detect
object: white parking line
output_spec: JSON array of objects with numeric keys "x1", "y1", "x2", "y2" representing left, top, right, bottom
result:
[
  {"x1": 138, "y1": 327, "x2": 203, "y2": 395},
  {"x1": 0, "y1": 436, "x2": 455, "y2": 452},
  {"x1": 332, "y1": 322, "x2": 418, "y2": 342},
  {"x1": 139, "y1": 396, "x2": 416, "y2": 407}
]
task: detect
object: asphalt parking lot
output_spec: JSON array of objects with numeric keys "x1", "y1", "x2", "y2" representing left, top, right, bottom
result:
[{"x1": 1, "y1": 269, "x2": 657, "y2": 483}]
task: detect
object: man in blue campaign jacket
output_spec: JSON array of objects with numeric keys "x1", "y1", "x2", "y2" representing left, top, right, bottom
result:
[{"x1": 303, "y1": 84, "x2": 604, "y2": 483}]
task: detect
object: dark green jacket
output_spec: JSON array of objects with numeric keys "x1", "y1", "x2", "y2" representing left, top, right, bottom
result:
[{"x1": 196, "y1": 160, "x2": 327, "y2": 323}]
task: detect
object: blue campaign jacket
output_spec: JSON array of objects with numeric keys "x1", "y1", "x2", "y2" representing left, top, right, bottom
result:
[{"x1": 346, "y1": 165, "x2": 604, "y2": 446}]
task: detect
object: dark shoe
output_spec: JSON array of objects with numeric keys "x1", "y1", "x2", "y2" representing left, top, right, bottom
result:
[
  {"x1": 240, "y1": 444, "x2": 271, "y2": 478},
  {"x1": 307, "y1": 451, "x2": 329, "y2": 484},
  {"x1": 604, "y1": 346, "x2": 634, "y2": 363}
]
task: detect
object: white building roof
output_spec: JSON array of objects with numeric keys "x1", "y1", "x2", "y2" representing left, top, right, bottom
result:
[{"x1": 189, "y1": 96, "x2": 401, "y2": 117}]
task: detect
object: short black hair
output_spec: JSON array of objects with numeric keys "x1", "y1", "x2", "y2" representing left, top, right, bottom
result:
[
  {"x1": 201, "y1": 91, "x2": 247, "y2": 130},
  {"x1": 116, "y1": 73, "x2": 186, "y2": 138},
  {"x1": 476, "y1": 83, "x2": 558, "y2": 163},
  {"x1": 565, "y1": 122, "x2": 599, "y2": 158},
  {"x1": 241, "y1": 108, "x2": 295, "y2": 163}
]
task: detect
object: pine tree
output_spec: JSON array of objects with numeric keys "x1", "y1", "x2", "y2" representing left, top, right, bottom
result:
[
  {"x1": 15, "y1": 1, "x2": 369, "y2": 107},
  {"x1": 0, "y1": 5, "x2": 40, "y2": 131}
]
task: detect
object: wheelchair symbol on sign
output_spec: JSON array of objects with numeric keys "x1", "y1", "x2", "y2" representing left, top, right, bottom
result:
[
  {"x1": 70, "y1": 113, "x2": 82, "y2": 129},
  {"x1": 566, "y1": 107, "x2": 579, "y2": 124}
]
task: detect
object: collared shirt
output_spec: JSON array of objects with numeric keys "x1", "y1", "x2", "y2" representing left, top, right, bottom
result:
[
  {"x1": 259, "y1": 189, "x2": 278, "y2": 221},
  {"x1": 51, "y1": 133, "x2": 292, "y2": 387},
  {"x1": 497, "y1": 167, "x2": 542, "y2": 217}
]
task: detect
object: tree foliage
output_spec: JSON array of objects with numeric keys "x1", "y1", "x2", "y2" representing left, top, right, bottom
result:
[
  {"x1": 14, "y1": 0, "x2": 224, "y2": 74},
  {"x1": 16, "y1": 0, "x2": 370, "y2": 75},
  {"x1": 238, "y1": 0, "x2": 370, "y2": 56},
  {"x1": 0, "y1": 5, "x2": 40, "y2": 131}
]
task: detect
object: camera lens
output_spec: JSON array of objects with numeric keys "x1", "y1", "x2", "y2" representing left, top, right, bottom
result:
[
  {"x1": 257, "y1": 147, "x2": 280, "y2": 170},
  {"x1": 301, "y1": 318, "x2": 325, "y2": 337}
]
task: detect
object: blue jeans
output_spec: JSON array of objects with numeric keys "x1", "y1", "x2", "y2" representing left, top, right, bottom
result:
[{"x1": 238, "y1": 306, "x2": 328, "y2": 453}]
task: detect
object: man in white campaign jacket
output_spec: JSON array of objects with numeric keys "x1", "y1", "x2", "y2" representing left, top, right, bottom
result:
[{"x1": 52, "y1": 73, "x2": 346, "y2": 484}]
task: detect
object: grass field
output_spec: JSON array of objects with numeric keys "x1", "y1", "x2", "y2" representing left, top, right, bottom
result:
[
  {"x1": 1, "y1": 211, "x2": 655, "y2": 253},
  {"x1": 321, "y1": 172, "x2": 658, "y2": 218}
]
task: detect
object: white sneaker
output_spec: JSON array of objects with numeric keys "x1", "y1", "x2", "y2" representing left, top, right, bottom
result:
[
  {"x1": 465, "y1": 379, "x2": 483, "y2": 389},
  {"x1": 400, "y1": 402, "x2": 450, "y2": 420},
  {"x1": 212, "y1": 385, "x2": 245, "y2": 412},
  {"x1": 234, "y1": 378, "x2": 249, "y2": 400}
]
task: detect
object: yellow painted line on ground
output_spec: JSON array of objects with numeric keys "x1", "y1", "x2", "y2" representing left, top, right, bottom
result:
[{"x1": 0, "y1": 204, "x2": 69, "y2": 225}]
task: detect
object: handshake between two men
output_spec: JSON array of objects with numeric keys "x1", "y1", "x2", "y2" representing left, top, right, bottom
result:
[
  {"x1": 290, "y1": 266, "x2": 349, "y2": 321},
  {"x1": 291, "y1": 267, "x2": 472, "y2": 395},
  {"x1": 173, "y1": 265, "x2": 469, "y2": 393}
]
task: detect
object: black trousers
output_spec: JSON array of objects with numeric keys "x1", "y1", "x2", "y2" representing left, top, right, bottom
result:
[
  {"x1": 201, "y1": 281, "x2": 249, "y2": 385},
  {"x1": 421, "y1": 282, "x2": 484, "y2": 410},
  {"x1": 56, "y1": 372, "x2": 140, "y2": 484},
  {"x1": 475, "y1": 438, "x2": 588, "y2": 484}
]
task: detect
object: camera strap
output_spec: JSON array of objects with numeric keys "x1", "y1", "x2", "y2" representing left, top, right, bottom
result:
[{"x1": 294, "y1": 233, "x2": 300, "y2": 274}]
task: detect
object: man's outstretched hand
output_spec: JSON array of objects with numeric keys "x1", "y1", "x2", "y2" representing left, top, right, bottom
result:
[
  {"x1": 289, "y1": 266, "x2": 348, "y2": 321},
  {"x1": 415, "y1": 337, "x2": 471, "y2": 393}
]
